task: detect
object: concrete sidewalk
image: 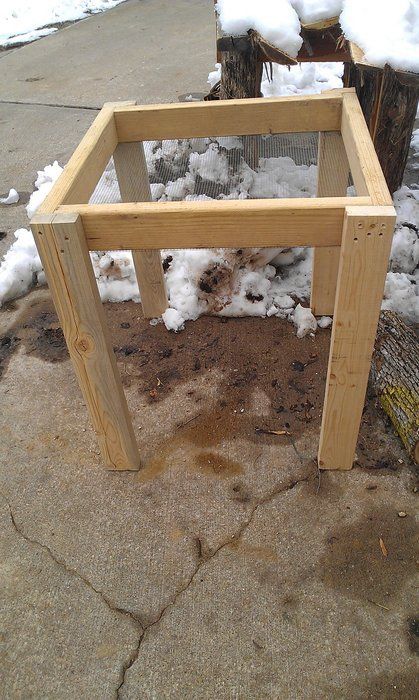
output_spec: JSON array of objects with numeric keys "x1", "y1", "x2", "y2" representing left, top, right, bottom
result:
[{"x1": 0, "y1": 2, "x2": 418, "y2": 699}]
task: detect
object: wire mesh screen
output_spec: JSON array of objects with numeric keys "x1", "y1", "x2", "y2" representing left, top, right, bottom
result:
[{"x1": 89, "y1": 132, "x2": 354, "y2": 205}]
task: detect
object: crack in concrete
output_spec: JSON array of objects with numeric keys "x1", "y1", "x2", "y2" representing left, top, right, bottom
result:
[
  {"x1": 115, "y1": 468, "x2": 314, "y2": 697},
  {"x1": 1, "y1": 468, "x2": 314, "y2": 699},
  {"x1": 2, "y1": 492, "x2": 146, "y2": 700},
  {"x1": 0, "y1": 99, "x2": 100, "y2": 111},
  {"x1": 1, "y1": 493, "x2": 144, "y2": 628}
]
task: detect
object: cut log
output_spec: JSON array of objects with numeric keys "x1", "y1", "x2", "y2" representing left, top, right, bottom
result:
[
  {"x1": 219, "y1": 31, "x2": 262, "y2": 100},
  {"x1": 347, "y1": 46, "x2": 419, "y2": 194},
  {"x1": 219, "y1": 31, "x2": 263, "y2": 169},
  {"x1": 373, "y1": 66, "x2": 419, "y2": 195},
  {"x1": 370, "y1": 311, "x2": 419, "y2": 463}
]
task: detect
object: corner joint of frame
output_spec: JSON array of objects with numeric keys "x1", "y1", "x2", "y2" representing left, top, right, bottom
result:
[
  {"x1": 51, "y1": 210, "x2": 82, "y2": 226},
  {"x1": 344, "y1": 204, "x2": 396, "y2": 220},
  {"x1": 106, "y1": 100, "x2": 137, "y2": 112},
  {"x1": 30, "y1": 212, "x2": 55, "y2": 227}
]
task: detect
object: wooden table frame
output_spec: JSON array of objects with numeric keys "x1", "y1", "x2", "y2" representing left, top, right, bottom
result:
[{"x1": 30, "y1": 88, "x2": 395, "y2": 472}]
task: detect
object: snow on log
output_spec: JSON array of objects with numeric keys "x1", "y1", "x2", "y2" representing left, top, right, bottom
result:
[{"x1": 370, "y1": 311, "x2": 419, "y2": 463}]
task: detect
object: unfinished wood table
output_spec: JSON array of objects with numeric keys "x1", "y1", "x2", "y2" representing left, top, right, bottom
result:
[{"x1": 31, "y1": 89, "x2": 396, "y2": 472}]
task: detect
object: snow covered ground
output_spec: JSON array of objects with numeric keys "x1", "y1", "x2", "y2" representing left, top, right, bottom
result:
[{"x1": 0, "y1": 0, "x2": 125, "y2": 47}]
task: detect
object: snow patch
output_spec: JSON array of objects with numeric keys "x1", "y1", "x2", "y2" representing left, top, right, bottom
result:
[
  {"x1": 0, "y1": 1, "x2": 126, "y2": 46},
  {"x1": 340, "y1": 0, "x2": 419, "y2": 74},
  {"x1": 318, "y1": 315, "x2": 332, "y2": 329},
  {"x1": 162, "y1": 308, "x2": 185, "y2": 332},
  {"x1": 216, "y1": 0, "x2": 303, "y2": 57},
  {"x1": 0, "y1": 229, "x2": 43, "y2": 305},
  {"x1": 26, "y1": 161, "x2": 63, "y2": 219},
  {"x1": 293, "y1": 303, "x2": 317, "y2": 337},
  {"x1": 0, "y1": 188, "x2": 19, "y2": 205}
]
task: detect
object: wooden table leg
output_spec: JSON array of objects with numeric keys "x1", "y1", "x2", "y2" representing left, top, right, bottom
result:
[
  {"x1": 318, "y1": 205, "x2": 396, "y2": 470},
  {"x1": 113, "y1": 141, "x2": 168, "y2": 319},
  {"x1": 31, "y1": 212, "x2": 141, "y2": 470},
  {"x1": 311, "y1": 132, "x2": 350, "y2": 316}
]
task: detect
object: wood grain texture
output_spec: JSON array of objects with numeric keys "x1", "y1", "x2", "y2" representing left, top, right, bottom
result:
[
  {"x1": 318, "y1": 206, "x2": 396, "y2": 470},
  {"x1": 57, "y1": 196, "x2": 371, "y2": 251},
  {"x1": 114, "y1": 93, "x2": 343, "y2": 141},
  {"x1": 311, "y1": 132, "x2": 350, "y2": 315},
  {"x1": 113, "y1": 141, "x2": 168, "y2": 318},
  {"x1": 37, "y1": 105, "x2": 118, "y2": 214},
  {"x1": 341, "y1": 92, "x2": 393, "y2": 204},
  {"x1": 30, "y1": 212, "x2": 141, "y2": 471}
]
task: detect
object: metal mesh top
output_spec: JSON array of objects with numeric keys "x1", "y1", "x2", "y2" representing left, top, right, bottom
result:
[{"x1": 90, "y1": 132, "x2": 354, "y2": 205}]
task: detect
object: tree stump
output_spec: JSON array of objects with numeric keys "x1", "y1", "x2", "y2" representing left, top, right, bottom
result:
[
  {"x1": 219, "y1": 32, "x2": 262, "y2": 100},
  {"x1": 370, "y1": 311, "x2": 419, "y2": 463},
  {"x1": 219, "y1": 32, "x2": 263, "y2": 170},
  {"x1": 346, "y1": 59, "x2": 419, "y2": 194}
]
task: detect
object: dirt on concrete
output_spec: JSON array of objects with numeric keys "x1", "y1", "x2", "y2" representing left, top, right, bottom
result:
[{"x1": 0, "y1": 293, "x2": 414, "y2": 478}]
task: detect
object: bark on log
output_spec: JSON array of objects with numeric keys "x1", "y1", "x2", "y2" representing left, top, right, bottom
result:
[
  {"x1": 219, "y1": 32, "x2": 262, "y2": 100},
  {"x1": 370, "y1": 311, "x2": 419, "y2": 463},
  {"x1": 219, "y1": 32, "x2": 262, "y2": 170},
  {"x1": 347, "y1": 63, "x2": 419, "y2": 194},
  {"x1": 374, "y1": 67, "x2": 419, "y2": 194}
]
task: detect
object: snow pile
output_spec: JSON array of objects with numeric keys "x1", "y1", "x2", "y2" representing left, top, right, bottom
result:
[
  {"x1": 0, "y1": 229, "x2": 44, "y2": 306},
  {"x1": 293, "y1": 303, "x2": 317, "y2": 337},
  {"x1": 216, "y1": 0, "x2": 419, "y2": 73},
  {"x1": 26, "y1": 161, "x2": 63, "y2": 218},
  {"x1": 262, "y1": 61, "x2": 344, "y2": 97},
  {"x1": 0, "y1": 0, "x2": 125, "y2": 46},
  {"x1": 318, "y1": 315, "x2": 332, "y2": 328},
  {"x1": 290, "y1": 1, "x2": 342, "y2": 25},
  {"x1": 92, "y1": 251, "x2": 140, "y2": 303},
  {"x1": 216, "y1": 0, "x2": 303, "y2": 57},
  {"x1": 208, "y1": 61, "x2": 344, "y2": 99},
  {"x1": 0, "y1": 163, "x2": 62, "y2": 304},
  {"x1": 383, "y1": 186, "x2": 419, "y2": 320},
  {"x1": 162, "y1": 308, "x2": 185, "y2": 332},
  {"x1": 340, "y1": 0, "x2": 419, "y2": 73}
]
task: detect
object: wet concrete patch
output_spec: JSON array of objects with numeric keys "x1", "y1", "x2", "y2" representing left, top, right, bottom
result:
[
  {"x1": 0, "y1": 297, "x2": 67, "y2": 377},
  {"x1": 194, "y1": 451, "x2": 243, "y2": 477},
  {"x1": 407, "y1": 617, "x2": 419, "y2": 655},
  {"x1": 340, "y1": 668, "x2": 419, "y2": 699},
  {"x1": 319, "y1": 507, "x2": 417, "y2": 604}
]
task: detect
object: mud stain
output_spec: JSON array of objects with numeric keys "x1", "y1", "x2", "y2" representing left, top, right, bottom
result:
[
  {"x1": 319, "y1": 507, "x2": 418, "y2": 603},
  {"x1": 137, "y1": 437, "x2": 243, "y2": 484},
  {"x1": 338, "y1": 669, "x2": 419, "y2": 699},
  {"x1": 0, "y1": 297, "x2": 67, "y2": 377},
  {"x1": 407, "y1": 617, "x2": 419, "y2": 655},
  {"x1": 194, "y1": 451, "x2": 243, "y2": 477}
]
